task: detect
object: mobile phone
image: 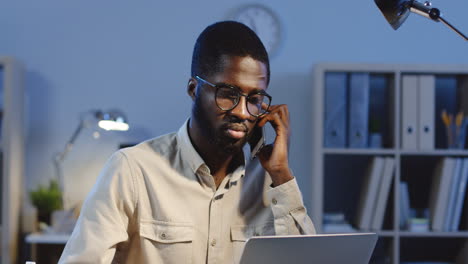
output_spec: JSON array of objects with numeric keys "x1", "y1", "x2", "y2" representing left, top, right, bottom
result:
[{"x1": 249, "y1": 126, "x2": 265, "y2": 160}]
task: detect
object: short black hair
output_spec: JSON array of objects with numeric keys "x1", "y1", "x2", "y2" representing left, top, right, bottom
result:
[{"x1": 191, "y1": 21, "x2": 270, "y2": 84}]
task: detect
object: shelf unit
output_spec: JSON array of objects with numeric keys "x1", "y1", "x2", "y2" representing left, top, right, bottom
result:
[
  {"x1": 311, "y1": 63, "x2": 468, "y2": 263},
  {"x1": 0, "y1": 57, "x2": 25, "y2": 264}
]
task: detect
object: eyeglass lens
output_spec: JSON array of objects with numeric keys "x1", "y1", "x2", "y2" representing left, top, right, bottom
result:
[{"x1": 215, "y1": 87, "x2": 270, "y2": 116}]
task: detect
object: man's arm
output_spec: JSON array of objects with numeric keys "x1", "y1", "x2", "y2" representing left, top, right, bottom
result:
[
  {"x1": 256, "y1": 104, "x2": 316, "y2": 234},
  {"x1": 256, "y1": 104, "x2": 293, "y2": 186},
  {"x1": 266, "y1": 177, "x2": 316, "y2": 235},
  {"x1": 59, "y1": 151, "x2": 137, "y2": 264}
]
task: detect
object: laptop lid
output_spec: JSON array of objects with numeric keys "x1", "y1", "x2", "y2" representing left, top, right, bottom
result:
[{"x1": 239, "y1": 233, "x2": 378, "y2": 264}]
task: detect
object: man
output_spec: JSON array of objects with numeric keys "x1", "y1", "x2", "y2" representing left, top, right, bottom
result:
[{"x1": 59, "y1": 21, "x2": 315, "y2": 264}]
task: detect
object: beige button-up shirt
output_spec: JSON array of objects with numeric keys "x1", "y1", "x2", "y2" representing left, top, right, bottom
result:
[{"x1": 59, "y1": 121, "x2": 315, "y2": 264}]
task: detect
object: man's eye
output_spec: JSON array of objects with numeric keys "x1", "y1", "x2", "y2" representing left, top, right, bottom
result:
[
  {"x1": 249, "y1": 95, "x2": 263, "y2": 105},
  {"x1": 218, "y1": 88, "x2": 238, "y2": 99}
]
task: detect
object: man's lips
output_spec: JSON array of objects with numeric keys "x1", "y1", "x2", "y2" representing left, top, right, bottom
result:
[
  {"x1": 224, "y1": 124, "x2": 247, "y2": 139},
  {"x1": 227, "y1": 129, "x2": 246, "y2": 139}
]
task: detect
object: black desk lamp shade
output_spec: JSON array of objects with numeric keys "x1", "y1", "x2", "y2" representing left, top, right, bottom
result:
[{"x1": 374, "y1": 0, "x2": 468, "y2": 40}]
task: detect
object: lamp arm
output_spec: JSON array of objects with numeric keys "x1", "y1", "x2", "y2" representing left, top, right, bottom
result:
[
  {"x1": 55, "y1": 119, "x2": 86, "y2": 163},
  {"x1": 53, "y1": 119, "x2": 86, "y2": 206},
  {"x1": 438, "y1": 16, "x2": 468, "y2": 41},
  {"x1": 408, "y1": 0, "x2": 468, "y2": 41}
]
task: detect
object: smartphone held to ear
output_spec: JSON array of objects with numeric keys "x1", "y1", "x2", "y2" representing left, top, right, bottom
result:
[{"x1": 249, "y1": 126, "x2": 265, "y2": 160}]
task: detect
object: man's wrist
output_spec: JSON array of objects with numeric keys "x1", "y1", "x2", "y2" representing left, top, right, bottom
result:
[{"x1": 269, "y1": 168, "x2": 294, "y2": 187}]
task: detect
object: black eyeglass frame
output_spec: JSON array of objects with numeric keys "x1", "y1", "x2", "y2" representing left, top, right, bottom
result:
[{"x1": 195, "y1": 75, "x2": 272, "y2": 118}]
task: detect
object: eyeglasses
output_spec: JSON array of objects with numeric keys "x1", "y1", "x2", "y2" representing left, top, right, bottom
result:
[{"x1": 195, "y1": 76, "x2": 272, "y2": 117}]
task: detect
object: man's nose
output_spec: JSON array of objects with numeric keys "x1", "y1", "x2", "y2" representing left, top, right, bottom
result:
[{"x1": 230, "y1": 96, "x2": 250, "y2": 120}]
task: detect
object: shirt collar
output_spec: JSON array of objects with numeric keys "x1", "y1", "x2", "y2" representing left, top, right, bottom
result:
[
  {"x1": 176, "y1": 119, "x2": 248, "y2": 182},
  {"x1": 176, "y1": 119, "x2": 206, "y2": 175}
]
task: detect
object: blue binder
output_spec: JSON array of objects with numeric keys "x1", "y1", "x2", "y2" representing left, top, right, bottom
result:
[
  {"x1": 348, "y1": 73, "x2": 370, "y2": 148},
  {"x1": 324, "y1": 72, "x2": 347, "y2": 148}
]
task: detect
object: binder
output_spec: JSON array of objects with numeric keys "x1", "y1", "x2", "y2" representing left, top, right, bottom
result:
[
  {"x1": 429, "y1": 158, "x2": 456, "y2": 231},
  {"x1": 348, "y1": 73, "x2": 370, "y2": 148},
  {"x1": 445, "y1": 158, "x2": 463, "y2": 231},
  {"x1": 451, "y1": 158, "x2": 468, "y2": 231},
  {"x1": 355, "y1": 157, "x2": 385, "y2": 230},
  {"x1": 371, "y1": 157, "x2": 395, "y2": 230},
  {"x1": 324, "y1": 72, "x2": 348, "y2": 148},
  {"x1": 418, "y1": 75, "x2": 435, "y2": 150},
  {"x1": 401, "y1": 75, "x2": 419, "y2": 150}
]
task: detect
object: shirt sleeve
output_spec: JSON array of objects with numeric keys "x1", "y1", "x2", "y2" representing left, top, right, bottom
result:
[
  {"x1": 58, "y1": 151, "x2": 137, "y2": 264},
  {"x1": 266, "y1": 178, "x2": 316, "y2": 235}
]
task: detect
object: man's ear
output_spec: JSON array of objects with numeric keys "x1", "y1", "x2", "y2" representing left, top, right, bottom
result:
[{"x1": 187, "y1": 78, "x2": 197, "y2": 101}]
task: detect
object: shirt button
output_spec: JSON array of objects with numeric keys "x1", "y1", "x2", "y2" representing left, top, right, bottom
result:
[
  {"x1": 272, "y1": 198, "x2": 278, "y2": 205},
  {"x1": 211, "y1": 239, "x2": 217, "y2": 247},
  {"x1": 160, "y1": 233, "x2": 167, "y2": 239}
]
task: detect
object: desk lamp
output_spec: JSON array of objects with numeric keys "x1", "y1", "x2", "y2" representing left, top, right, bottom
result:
[
  {"x1": 374, "y1": 0, "x2": 468, "y2": 41},
  {"x1": 53, "y1": 109, "x2": 129, "y2": 202}
]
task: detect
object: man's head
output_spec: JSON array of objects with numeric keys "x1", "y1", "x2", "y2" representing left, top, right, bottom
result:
[
  {"x1": 191, "y1": 21, "x2": 270, "y2": 85},
  {"x1": 188, "y1": 21, "x2": 270, "y2": 156}
]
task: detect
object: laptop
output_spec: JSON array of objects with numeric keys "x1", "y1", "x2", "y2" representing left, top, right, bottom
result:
[{"x1": 239, "y1": 233, "x2": 378, "y2": 264}]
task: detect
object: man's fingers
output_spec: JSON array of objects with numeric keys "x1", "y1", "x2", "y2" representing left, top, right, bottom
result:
[{"x1": 257, "y1": 104, "x2": 289, "y2": 128}]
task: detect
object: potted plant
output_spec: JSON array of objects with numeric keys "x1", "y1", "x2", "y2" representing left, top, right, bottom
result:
[{"x1": 29, "y1": 179, "x2": 63, "y2": 226}]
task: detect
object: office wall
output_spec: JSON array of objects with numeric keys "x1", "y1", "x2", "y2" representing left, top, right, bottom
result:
[{"x1": 0, "y1": 0, "x2": 467, "y2": 209}]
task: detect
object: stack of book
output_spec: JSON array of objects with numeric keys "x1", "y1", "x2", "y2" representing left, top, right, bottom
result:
[
  {"x1": 400, "y1": 183, "x2": 430, "y2": 232},
  {"x1": 429, "y1": 157, "x2": 468, "y2": 232},
  {"x1": 354, "y1": 157, "x2": 395, "y2": 231},
  {"x1": 322, "y1": 212, "x2": 355, "y2": 233}
]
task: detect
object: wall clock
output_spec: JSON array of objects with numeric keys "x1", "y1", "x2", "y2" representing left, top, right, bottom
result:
[{"x1": 232, "y1": 4, "x2": 282, "y2": 56}]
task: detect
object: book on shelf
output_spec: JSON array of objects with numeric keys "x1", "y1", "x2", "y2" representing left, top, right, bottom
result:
[
  {"x1": 451, "y1": 157, "x2": 468, "y2": 231},
  {"x1": 429, "y1": 158, "x2": 456, "y2": 232},
  {"x1": 408, "y1": 217, "x2": 430, "y2": 232},
  {"x1": 400, "y1": 181, "x2": 411, "y2": 229},
  {"x1": 324, "y1": 72, "x2": 347, "y2": 148},
  {"x1": 354, "y1": 156, "x2": 385, "y2": 230},
  {"x1": 370, "y1": 157, "x2": 395, "y2": 231},
  {"x1": 348, "y1": 73, "x2": 370, "y2": 148},
  {"x1": 445, "y1": 158, "x2": 463, "y2": 231}
]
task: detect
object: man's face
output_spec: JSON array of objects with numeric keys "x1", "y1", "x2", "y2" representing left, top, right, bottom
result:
[{"x1": 192, "y1": 55, "x2": 268, "y2": 154}]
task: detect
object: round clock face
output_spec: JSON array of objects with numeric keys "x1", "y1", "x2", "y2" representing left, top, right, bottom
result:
[{"x1": 232, "y1": 5, "x2": 282, "y2": 56}]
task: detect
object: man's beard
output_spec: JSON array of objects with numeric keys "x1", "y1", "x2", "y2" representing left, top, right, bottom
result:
[{"x1": 192, "y1": 94, "x2": 250, "y2": 155}]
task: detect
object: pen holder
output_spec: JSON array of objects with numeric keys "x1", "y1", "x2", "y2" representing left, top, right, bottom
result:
[{"x1": 447, "y1": 122, "x2": 467, "y2": 149}]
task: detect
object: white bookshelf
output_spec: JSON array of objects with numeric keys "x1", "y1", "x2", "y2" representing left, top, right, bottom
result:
[
  {"x1": 0, "y1": 57, "x2": 25, "y2": 264},
  {"x1": 311, "y1": 63, "x2": 468, "y2": 263}
]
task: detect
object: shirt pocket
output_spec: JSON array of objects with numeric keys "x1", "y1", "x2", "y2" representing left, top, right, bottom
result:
[
  {"x1": 140, "y1": 220, "x2": 194, "y2": 264},
  {"x1": 230, "y1": 223, "x2": 275, "y2": 264}
]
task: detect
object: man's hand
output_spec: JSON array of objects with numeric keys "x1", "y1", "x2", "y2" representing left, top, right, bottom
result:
[{"x1": 256, "y1": 104, "x2": 294, "y2": 186}]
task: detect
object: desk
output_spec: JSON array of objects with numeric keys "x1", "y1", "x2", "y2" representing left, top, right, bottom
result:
[
  {"x1": 25, "y1": 233, "x2": 70, "y2": 263},
  {"x1": 26, "y1": 233, "x2": 70, "y2": 244}
]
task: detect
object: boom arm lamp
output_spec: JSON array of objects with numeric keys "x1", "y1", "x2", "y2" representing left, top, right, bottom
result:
[
  {"x1": 53, "y1": 109, "x2": 129, "y2": 202},
  {"x1": 374, "y1": 0, "x2": 468, "y2": 41}
]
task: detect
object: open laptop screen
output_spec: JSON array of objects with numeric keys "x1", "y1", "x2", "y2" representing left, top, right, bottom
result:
[{"x1": 240, "y1": 233, "x2": 378, "y2": 264}]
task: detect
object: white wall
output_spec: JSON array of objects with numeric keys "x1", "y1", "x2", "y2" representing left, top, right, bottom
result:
[{"x1": 1, "y1": 0, "x2": 467, "y2": 209}]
